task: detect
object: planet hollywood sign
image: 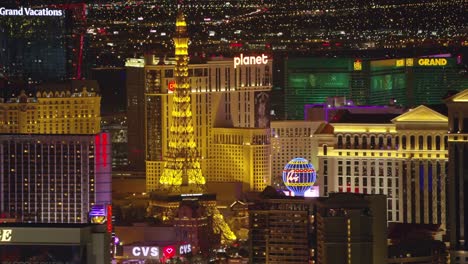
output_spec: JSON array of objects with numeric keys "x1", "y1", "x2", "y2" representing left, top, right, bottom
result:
[
  {"x1": 0, "y1": 7, "x2": 64, "y2": 17},
  {"x1": 234, "y1": 54, "x2": 268, "y2": 68}
]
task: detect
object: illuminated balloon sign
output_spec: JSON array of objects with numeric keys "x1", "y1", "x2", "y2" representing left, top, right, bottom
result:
[
  {"x1": 89, "y1": 205, "x2": 106, "y2": 224},
  {"x1": 282, "y1": 158, "x2": 316, "y2": 196}
]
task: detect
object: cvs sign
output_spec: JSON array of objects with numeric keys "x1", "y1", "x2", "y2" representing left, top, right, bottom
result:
[
  {"x1": 179, "y1": 243, "x2": 192, "y2": 254},
  {"x1": 132, "y1": 246, "x2": 159, "y2": 258}
]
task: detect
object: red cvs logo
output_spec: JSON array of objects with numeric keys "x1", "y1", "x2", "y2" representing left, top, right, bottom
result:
[
  {"x1": 163, "y1": 245, "x2": 176, "y2": 259},
  {"x1": 286, "y1": 170, "x2": 299, "y2": 182}
]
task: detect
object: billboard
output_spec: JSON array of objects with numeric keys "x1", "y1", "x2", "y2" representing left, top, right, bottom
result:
[
  {"x1": 288, "y1": 72, "x2": 350, "y2": 90},
  {"x1": 371, "y1": 73, "x2": 405, "y2": 92},
  {"x1": 254, "y1": 91, "x2": 270, "y2": 128}
]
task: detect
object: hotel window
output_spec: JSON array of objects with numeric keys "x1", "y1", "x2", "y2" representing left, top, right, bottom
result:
[
  {"x1": 370, "y1": 136, "x2": 376, "y2": 149},
  {"x1": 418, "y1": 136, "x2": 424, "y2": 150},
  {"x1": 378, "y1": 136, "x2": 384, "y2": 149},
  {"x1": 337, "y1": 135, "x2": 343, "y2": 149},
  {"x1": 354, "y1": 136, "x2": 359, "y2": 149},
  {"x1": 387, "y1": 136, "x2": 392, "y2": 149},
  {"x1": 362, "y1": 136, "x2": 368, "y2": 149},
  {"x1": 345, "y1": 135, "x2": 351, "y2": 149},
  {"x1": 427, "y1": 136, "x2": 432, "y2": 150},
  {"x1": 402, "y1": 136, "x2": 407, "y2": 150},
  {"x1": 410, "y1": 136, "x2": 415, "y2": 150}
]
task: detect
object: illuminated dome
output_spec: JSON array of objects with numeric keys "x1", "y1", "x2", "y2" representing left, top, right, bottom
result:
[{"x1": 282, "y1": 158, "x2": 316, "y2": 196}]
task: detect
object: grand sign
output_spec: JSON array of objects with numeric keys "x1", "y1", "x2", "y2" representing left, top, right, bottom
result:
[
  {"x1": 234, "y1": 54, "x2": 268, "y2": 68},
  {"x1": 417, "y1": 58, "x2": 447, "y2": 66},
  {"x1": 0, "y1": 7, "x2": 63, "y2": 17},
  {"x1": 0, "y1": 229, "x2": 13, "y2": 242}
]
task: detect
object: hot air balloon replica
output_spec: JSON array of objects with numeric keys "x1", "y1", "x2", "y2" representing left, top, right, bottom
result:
[{"x1": 282, "y1": 157, "x2": 317, "y2": 196}]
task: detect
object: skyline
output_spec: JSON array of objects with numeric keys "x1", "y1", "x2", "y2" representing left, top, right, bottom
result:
[{"x1": 0, "y1": 1, "x2": 467, "y2": 263}]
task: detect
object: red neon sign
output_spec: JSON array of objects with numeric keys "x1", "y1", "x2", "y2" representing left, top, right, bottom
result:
[
  {"x1": 163, "y1": 245, "x2": 176, "y2": 259},
  {"x1": 168, "y1": 80, "x2": 176, "y2": 92},
  {"x1": 106, "y1": 204, "x2": 112, "y2": 233}
]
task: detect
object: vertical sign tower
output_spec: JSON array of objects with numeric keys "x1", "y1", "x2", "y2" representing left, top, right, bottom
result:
[{"x1": 159, "y1": 11, "x2": 205, "y2": 194}]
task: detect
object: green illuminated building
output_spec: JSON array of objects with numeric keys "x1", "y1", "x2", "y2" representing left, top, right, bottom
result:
[
  {"x1": 283, "y1": 57, "x2": 466, "y2": 120},
  {"x1": 284, "y1": 58, "x2": 367, "y2": 120}
]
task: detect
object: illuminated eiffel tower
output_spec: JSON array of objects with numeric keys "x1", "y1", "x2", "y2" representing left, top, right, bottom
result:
[
  {"x1": 152, "y1": 10, "x2": 236, "y2": 243},
  {"x1": 159, "y1": 11, "x2": 206, "y2": 194}
]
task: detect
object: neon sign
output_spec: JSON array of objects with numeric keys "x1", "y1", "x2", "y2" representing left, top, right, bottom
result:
[
  {"x1": 0, "y1": 229, "x2": 12, "y2": 242},
  {"x1": 179, "y1": 244, "x2": 192, "y2": 254},
  {"x1": 417, "y1": 58, "x2": 447, "y2": 66},
  {"x1": 286, "y1": 170, "x2": 299, "y2": 182},
  {"x1": 0, "y1": 7, "x2": 63, "y2": 16},
  {"x1": 132, "y1": 246, "x2": 159, "y2": 257},
  {"x1": 168, "y1": 80, "x2": 176, "y2": 92},
  {"x1": 163, "y1": 245, "x2": 176, "y2": 259},
  {"x1": 353, "y1": 60, "x2": 362, "y2": 71},
  {"x1": 234, "y1": 54, "x2": 268, "y2": 68}
]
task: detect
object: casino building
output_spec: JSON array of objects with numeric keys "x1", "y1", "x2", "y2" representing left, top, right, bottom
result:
[
  {"x1": 126, "y1": 53, "x2": 273, "y2": 192},
  {"x1": 0, "y1": 223, "x2": 110, "y2": 263},
  {"x1": 0, "y1": 85, "x2": 111, "y2": 223},
  {"x1": 282, "y1": 56, "x2": 466, "y2": 120},
  {"x1": 0, "y1": 4, "x2": 86, "y2": 87},
  {"x1": 315, "y1": 105, "x2": 449, "y2": 228}
]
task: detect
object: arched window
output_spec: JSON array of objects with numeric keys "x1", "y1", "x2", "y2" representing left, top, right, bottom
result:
[
  {"x1": 378, "y1": 136, "x2": 384, "y2": 149},
  {"x1": 444, "y1": 136, "x2": 448, "y2": 150},
  {"x1": 418, "y1": 135, "x2": 424, "y2": 150},
  {"x1": 387, "y1": 136, "x2": 392, "y2": 149},
  {"x1": 345, "y1": 135, "x2": 351, "y2": 149},
  {"x1": 427, "y1": 136, "x2": 432, "y2": 150},
  {"x1": 402, "y1": 135, "x2": 407, "y2": 150},
  {"x1": 370, "y1": 136, "x2": 376, "y2": 149},
  {"x1": 354, "y1": 136, "x2": 360, "y2": 149},
  {"x1": 337, "y1": 135, "x2": 343, "y2": 149},
  {"x1": 435, "y1": 136, "x2": 441, "y2": 150},
  {"x1": 410, "y1": 136, "x2": 415, "y2": 150},
  {"x1": 395, "y1": 136, "x2": 399, "y2": 149},
  {"x1": 362, "y1": 136, "x2": 368, "y2": 149}
]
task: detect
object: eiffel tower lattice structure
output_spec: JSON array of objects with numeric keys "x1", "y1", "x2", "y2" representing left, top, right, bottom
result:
[
  {"x1": 154, "y1": 10, "x2": 236, "y2": 243},
  {"x1": 159, "y1": 11, "x2": 206, "y2": 194}
]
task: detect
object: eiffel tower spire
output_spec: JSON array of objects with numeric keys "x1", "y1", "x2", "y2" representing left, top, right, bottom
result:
[{"x1": 159, "y1": 10, "x2": 206, "y2": 193}]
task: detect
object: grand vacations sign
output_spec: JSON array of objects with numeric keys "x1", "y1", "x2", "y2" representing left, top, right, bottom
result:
[{"x1": 0, "y1": 7, "x2": 63, "y2": 17}]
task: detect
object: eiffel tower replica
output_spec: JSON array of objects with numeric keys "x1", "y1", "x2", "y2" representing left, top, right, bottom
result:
[{"x1": 149, "y1": 10, "x2": 236, "y2": 243}]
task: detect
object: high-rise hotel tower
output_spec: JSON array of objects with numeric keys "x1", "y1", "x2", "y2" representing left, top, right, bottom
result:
[
  {"x1": 139, "y1": 25, "x2": 273, "y2": 192},
  {"x1": 0, "y1": 85, "x2": 111, "y2": 223}
]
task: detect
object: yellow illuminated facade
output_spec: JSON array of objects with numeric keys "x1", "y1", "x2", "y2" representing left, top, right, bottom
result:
[
  {"x1": 209, "y1": 128, "x2": 270, "y2": 192},
  {"x1": 270, "y1": 121, "x2": 326, "y2": 188},
  {"x1": 0, "y1": 87, "x2": 100, "y2": 134},
  {"x1": 316, "y1": 105, "x2": 448, "y2": 228},
  {"x1": 144, "y1": 51, "x2": 272, "y2": 192}
]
